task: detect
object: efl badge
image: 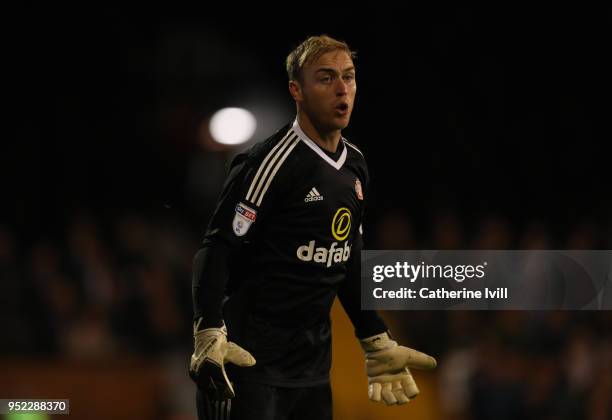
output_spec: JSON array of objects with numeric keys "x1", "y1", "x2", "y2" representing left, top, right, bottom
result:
[
  {"x1": 233, "y1": 202, "x2": 257, "y2": 236},
  {"x1": 355, "y1": 178, "x2": 364, "y2": 200}
]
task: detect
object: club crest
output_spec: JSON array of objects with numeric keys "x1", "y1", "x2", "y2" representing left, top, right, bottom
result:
[{"x1": 355, "y1": 178, "x2": 364, "y2": 200}]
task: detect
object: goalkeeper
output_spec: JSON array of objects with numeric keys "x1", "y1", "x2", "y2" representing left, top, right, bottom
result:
[{"x1": 189, "y1": 34, "x2": 436, "y2": 420}]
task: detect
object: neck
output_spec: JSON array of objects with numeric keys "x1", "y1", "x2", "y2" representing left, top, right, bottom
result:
[{"x1": 296, "y1": 110, "x2": 341, "y2": 153}]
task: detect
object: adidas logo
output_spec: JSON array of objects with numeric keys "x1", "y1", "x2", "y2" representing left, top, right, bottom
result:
[{"x1": 304, "y1": 187, "x2": 324, "y2": 202}]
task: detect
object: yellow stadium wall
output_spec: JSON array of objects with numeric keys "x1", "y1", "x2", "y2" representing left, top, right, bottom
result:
[{"x1": 331, "y1": 299, "x2": 441, "y2": 420}]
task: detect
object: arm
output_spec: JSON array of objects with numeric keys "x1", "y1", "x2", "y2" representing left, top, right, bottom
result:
[
  {"x1": 339, "y1": 231, "x2": 437, "y2": 405},
  {"x1": 338, "y1": 166, "x2": 437, "y2": 406},
  {"x1": 191, "y1": 240, "x2": 230, "y2": 328},
  {"x1": 191, "y1": 152, "x2": 254, "y2": 327},
  {"x1": 338, "y1": 156, "x2": 387, "y2": 337},
  {"x1": 337, "y1": 228, "x2": 388, "y2": 338},
  {"x1": 189, "y1": 152, "x2": 260, "y2": 398}
]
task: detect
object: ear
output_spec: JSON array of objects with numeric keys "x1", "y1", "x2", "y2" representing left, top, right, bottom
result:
[{"x1": 288, "y1": 80, "x2": 303, "y2": 102}]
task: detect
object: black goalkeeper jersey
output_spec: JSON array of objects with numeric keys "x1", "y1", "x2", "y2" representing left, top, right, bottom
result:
[{"x1": 202, "y1": 119, "x2": 370, "y2": 387}]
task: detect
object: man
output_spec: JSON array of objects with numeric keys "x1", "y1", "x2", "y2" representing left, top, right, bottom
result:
[{"x1": 189, "y1": 35, "x2": 436, "y2": 420}]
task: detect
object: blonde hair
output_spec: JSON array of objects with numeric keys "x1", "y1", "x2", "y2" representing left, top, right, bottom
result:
[{"x1": 286, "y1": 35, "x2": 356, "y2": 82}]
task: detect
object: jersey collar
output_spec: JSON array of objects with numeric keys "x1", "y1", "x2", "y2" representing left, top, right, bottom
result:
[{"x1": 292, "y1": 119, "x2": 347, "y2": 170}]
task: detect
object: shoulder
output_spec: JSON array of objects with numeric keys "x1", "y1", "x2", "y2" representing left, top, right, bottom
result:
[
  {"x1": 342, "y1": 137, "x2": 370, "y2": 186},
  {"x1": 342, "y1": 137, "x2": 368, "y2": 168},
  {"x1": 342, "y1": 137, "x2": 364, "y2": 156},
  {"x1": 342, "y1": 137, "x2": 367, "y2": 164},
  {"x1": 226, "y1": 123, "x2": 295, "y2": 171},
  {"x1": 227, "y1": 122, "x2": 299, "y2": 206},
  {"x1": 230, "y1": 123, "x2": 297, "y2": 169}
]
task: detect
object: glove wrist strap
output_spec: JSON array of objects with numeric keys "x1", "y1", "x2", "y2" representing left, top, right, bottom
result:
[
  {"x1": 193, "y1": 317, "x2": 227, "y2": 336},
  {"x1": 360, "y1": 331, "x2": 396, "y2": 352}
]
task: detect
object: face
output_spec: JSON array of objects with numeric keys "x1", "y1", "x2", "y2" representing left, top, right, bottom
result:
[{"x1": 290, "y1": 50, "x2": 356, "y2": 132}]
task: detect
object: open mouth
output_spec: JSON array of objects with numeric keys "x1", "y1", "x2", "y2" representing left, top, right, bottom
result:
[{"x1": 335, "y1": 103, "x2": 349, "y2": 113}]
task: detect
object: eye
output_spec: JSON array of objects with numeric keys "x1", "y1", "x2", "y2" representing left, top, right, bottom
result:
[
  {"x1": 320, "y1": 76, "x2": 332, "y2": 83},
  {"x1": 343, "y1": 74, "x2": 355, "y2": 82}
]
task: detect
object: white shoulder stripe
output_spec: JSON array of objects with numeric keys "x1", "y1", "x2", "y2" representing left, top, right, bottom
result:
[
  {"x1": 256, "y1": 135, "x2": 300, "y2": 206},
  {"x1": 249, "y1": 133, "x2": 298, "y2": 205},
  {"x1": 343, "y1": 139, "x2": 364, "y2": 157},
  {"x1": 245, "y1": 129, "x2": 294, "y2": 202}
]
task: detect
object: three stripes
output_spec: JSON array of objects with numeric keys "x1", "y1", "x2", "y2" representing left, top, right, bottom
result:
[
  {"x1": 306, "y1": 187, "x2": 322, "y2": 198},
  {"x1": 244, "y1": 128, "x2": 363, "y2": 208},
  {"x1": 304, "y1": 187, "x2": 323, "y2": 202},
  {"x1": 206, "y1": 399, "x2": 231, "y2": 419},
  {"x1": 245, "y1": 129, "x2": 299, "y2": 207}
]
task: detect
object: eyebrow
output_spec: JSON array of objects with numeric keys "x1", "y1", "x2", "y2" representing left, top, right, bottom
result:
[{"x1": 315, "y1": 66, "x2": 356, "y2": 74}]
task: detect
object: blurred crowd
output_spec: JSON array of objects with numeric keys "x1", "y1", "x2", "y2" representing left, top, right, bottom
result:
[
  {"x1": 1, "y1": 207, "x2": 611, "y2": 419},
  {"x1": 0, "y1": 211, "x2": 196, "y2": 359},
  {"x1": 394, "y1": 310, "x2": 612, "y2": 420},
  {"x1": 376, "y1": 210, "x2": 612, "y2": 420}
]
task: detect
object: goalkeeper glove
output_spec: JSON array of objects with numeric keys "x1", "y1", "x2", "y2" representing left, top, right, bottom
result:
[
  {"x1": 189, "y1": 318, "x2": 256, "y2": 400},
  {"x1": 360, "y1": 331, "x2": 437, "y2": 406}
]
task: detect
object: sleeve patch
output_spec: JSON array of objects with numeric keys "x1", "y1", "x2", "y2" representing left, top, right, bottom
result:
[{"x1": 232, "y1": 202, "x2": 257, "y2": 236}]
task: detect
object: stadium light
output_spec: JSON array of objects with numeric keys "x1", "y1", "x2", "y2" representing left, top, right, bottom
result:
[{"x1": 209, "y1": 107, "x2": 257, "y2": 145}]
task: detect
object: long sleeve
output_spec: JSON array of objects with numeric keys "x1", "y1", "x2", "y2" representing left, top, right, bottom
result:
[
  {"x1": 191, "y1": 151, "x2": 263, "y2": 328},
  {"x1": 190, "y1": 130, "x2": 290, "y2": 329},
  {"x1": 191, "y1": 240, "x2": 231, "y2": 328},
  {"x1": 337, "y1": 229, "x2": 387, "y2": 338}
]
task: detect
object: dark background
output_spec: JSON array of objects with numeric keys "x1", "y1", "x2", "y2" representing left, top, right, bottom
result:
[
  {"x1": 6, "y1": 5, "x2": 611, "y2": 244},
  {"x1": 2, "y1": 5, "x2": 611, "y2": 420}
]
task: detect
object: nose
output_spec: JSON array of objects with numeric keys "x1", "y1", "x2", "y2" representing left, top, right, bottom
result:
[{"x1": 335, "y1": 78, "x2": 348, "y2": 96}]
